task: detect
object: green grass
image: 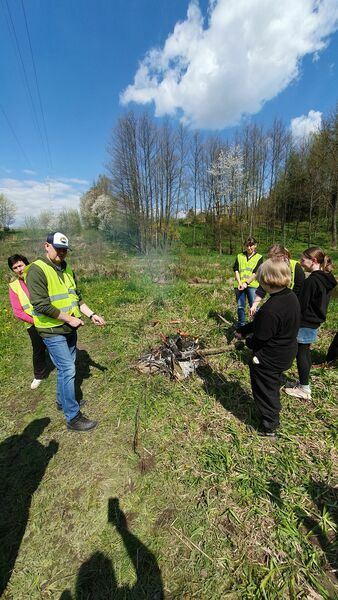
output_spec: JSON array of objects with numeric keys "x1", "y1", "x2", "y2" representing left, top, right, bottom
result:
[{"x1": 0, "y1": 234, "x2": 337, "y2": 599}]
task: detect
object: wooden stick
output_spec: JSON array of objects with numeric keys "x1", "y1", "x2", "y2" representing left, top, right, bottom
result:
[{"x1": 215, "y1": 313, "x2": 233, "y2": 326}]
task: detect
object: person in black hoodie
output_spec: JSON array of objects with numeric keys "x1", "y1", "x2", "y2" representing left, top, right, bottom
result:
[
  {"x1": 284, "y1": 247, "x2": 336, "y2": 400},
  {"x1": 237, "y1": 259, "x2": 301, "y2": 437}
]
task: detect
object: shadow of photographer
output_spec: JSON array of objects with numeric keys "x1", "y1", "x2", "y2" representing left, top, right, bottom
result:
[
  {"x1": 60, "y1": 497, "x2": 164, "y2": 599},
  {"x1": 0, "y1": 418, "x2": 58, "y2": 595}
]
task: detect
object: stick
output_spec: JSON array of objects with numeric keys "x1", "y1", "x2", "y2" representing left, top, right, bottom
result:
[
  {"x1": 215, "y1": 313, "x2": 233, "y2": 326},
  {"x1": 171, "y1": 525, "x2": 225, "y2": 568},
  {"x1": 198, "y1": 346, "x2": 229, "y2": 356}
]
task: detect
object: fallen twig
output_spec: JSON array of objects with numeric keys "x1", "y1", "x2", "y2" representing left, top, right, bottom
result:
[
  {"x1": 215, "y1": 313, "x2": 233, "y2": 326},
  {"x1": 171, "y1": 525, "x2": 225, "y2": 569}
]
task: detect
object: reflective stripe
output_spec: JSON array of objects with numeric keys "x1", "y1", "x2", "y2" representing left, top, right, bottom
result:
[
  {"x1": 26, "y1": 259, "x2": 81, "y2": 327},
  {"x1": 49, "y1": 293, "x2": 70, "y2": 301},
  {"x1": 21, "y1": 303, "x2": 30, "y2": 310},
  {"x1": 59, "y1": 305, "x2": 74, "y2": 313},
  {"x1": 234, "y1": 252, "x2": 262, "y2": 289}
]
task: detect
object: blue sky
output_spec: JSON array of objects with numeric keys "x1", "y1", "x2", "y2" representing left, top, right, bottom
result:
[{"x1": 1, "y1": 0, "x2": 337, "y2": 225}]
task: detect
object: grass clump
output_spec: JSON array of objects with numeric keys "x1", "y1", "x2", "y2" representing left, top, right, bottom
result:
[{"x1": 0, "y1": 236, "x2": 337, "y2": 599}]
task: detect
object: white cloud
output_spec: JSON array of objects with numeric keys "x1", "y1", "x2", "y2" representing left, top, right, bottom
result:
[
  {"x1": 291, "y1": 109, "x2": 322, "y2": 139},
  {"x1": 121, "y1": 0, "x2": 338, "y2": 129},
  {"x1": 23, "y1": 169, "x2": 37, "y2": 175},
  {"x1": 0, "y1": 177, "x2": 88, "y2": 226},
  {"x1": 58, "y1": 177, "x2": 90, "y2": 185}
]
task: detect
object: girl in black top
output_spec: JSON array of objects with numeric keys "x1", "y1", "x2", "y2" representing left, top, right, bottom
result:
[
  {"x1": 284, "y1": 247, "x2": 336, "y2": 400},
  {"x1": 238, "y1": 259, "x2": 300, "y2": 437}
]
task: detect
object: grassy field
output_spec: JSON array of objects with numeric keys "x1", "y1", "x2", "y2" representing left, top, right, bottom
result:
[{"x1": 0, "y1": 233, "x2": 337, "y2": 599}]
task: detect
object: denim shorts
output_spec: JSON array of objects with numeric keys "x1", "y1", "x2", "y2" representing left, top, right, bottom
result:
[{"x1": 297, "y1": 327, "x2": 318, "y2": 344}]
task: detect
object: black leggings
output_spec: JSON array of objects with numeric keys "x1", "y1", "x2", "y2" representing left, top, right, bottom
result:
[
  {"x1": 27, "y1": 325, "x2": 48, "y2": 379},
  {"x1": 296, "y1": 343, "x2": 311, "y2": 385}
]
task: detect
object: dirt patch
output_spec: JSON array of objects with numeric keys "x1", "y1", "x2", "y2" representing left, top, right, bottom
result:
[
  {"x1": 155, "y1": 508, "x2": 176, "y2": 528},
  {"x1": 139, "y1": 453, "x2": 156, "y2": 474}
]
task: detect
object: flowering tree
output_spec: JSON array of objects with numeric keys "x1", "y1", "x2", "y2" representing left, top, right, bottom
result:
[
  {"x1": 208, "y1": 145, "x2": 244, "y2": 253},
  {"x1": 0, "y1": 194, "x2": 16, "y2": 229}
]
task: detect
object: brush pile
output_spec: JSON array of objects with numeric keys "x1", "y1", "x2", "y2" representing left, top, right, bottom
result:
[{"x1": 136, "y1": 334, "x2": 206, "y2": 380}]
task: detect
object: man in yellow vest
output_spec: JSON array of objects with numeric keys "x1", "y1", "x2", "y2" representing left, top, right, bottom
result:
[{"x1": 25, "y1": 232, "x2": 105, "y2": 432}]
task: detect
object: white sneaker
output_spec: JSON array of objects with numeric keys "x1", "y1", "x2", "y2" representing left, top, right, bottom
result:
[
  {"x1": 31, "y1": 379, "x2": 42, "y2": 390},
  {"x1": 284, "y1": 384, "x2": 311, "y2": 400}
]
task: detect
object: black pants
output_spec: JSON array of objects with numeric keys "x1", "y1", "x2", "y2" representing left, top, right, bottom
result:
[
  {"x1": 249, "y1": 361, "x2": 283, "y2": 431},
  {"x1": 27, "y1": 326, "x2": 48, "y2": 380},
  {"x1": 296, "y1": 343, "x2": 311, "y2": 385},
  {"x1": 327, "y1": 332, "x2": 338, "y2": 363}
]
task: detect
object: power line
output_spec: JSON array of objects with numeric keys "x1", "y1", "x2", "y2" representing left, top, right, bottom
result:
[
  {"x1": 20, "y1": 0, "x2": 53, "y2": 170},
  {"x1": 0, "y1": 104, "x2": 32, "y2": 167},
  {"x1": 2, "y1": 0, "x2": 49, "y2": 167}
]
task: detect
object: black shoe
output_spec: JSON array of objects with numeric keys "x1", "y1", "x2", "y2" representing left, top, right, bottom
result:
[{"x1": 67, "y1": 414, "x2": 97, "y2": 432}]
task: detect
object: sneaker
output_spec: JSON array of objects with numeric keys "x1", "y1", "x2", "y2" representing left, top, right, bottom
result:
[
  {"x1": 67, "y1": 414, "x2": 97, "y2": 432},
  {"x1": 284, "y1": 384, "x2": 311, "y2": 400},
  {"x1": 257, "y1": 429, "x2": 278, "y2": 440},
  {"x1": 31, "y1": 378, "x2": 43, "y2": 389}
]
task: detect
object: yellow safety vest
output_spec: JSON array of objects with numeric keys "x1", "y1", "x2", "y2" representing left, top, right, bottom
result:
[
  {"x1": 9, "y1": 279, "x2": 33, "y2": 329},
  {"x1": 234, "y1": 252, "x2": 262, "y2": 289},
  {"x1": 25, "y1": 259, "x2": 81, "y2": 328},
  {"x1": 289, "y1": 259, "x2": 297, "y2": 289}
]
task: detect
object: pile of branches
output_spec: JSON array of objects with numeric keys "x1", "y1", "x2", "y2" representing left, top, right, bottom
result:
[{"x1": 136, "y1": 334, "x2": 205, "y2": 381}]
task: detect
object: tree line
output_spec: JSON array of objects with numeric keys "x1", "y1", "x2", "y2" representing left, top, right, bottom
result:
[
  {"x1": 80, "y1": 104, "x2": 337, "y2": 253},
  {"x1": 2, "y1": 104, "x2": 336, "y2": 253}
]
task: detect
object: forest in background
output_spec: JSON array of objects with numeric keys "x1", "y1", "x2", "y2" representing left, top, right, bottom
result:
[{"x1": 1, "y1": 104, "x2": 337, "y2": 254}]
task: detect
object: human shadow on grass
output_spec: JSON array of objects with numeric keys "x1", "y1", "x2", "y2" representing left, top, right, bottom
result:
[
  {"x1": 60, "y1": 497, "x2": 164, "y2": 600},
  {"x1": 0, "y1": 418, "x2": 58, "y2": 595},
  {"x1": 75, "y1": 349, "x2": 107, "y2": 402},
  {"x1": 297, "y1": 480, "x2": 338, "y2": 581},
  {"x1": 196, "y1": 363, "x2": 258, "y2": 428}
]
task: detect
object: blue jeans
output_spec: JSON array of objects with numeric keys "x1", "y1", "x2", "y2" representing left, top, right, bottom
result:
[
  {"x1": 43, "y1": 331, "x2": 80, "y2": 423},
  {"x1": 235, "y1": 287, "x2": 257, "y2": 327}
]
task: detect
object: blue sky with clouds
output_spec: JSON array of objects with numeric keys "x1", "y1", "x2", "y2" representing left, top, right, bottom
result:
[{"x1": 1, "y1": 0, "x2": 337, "y2": 224}]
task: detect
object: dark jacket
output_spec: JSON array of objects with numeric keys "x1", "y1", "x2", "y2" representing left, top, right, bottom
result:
[
  {"x1": 299, "y1": 271, "x2": 337, "y2": 328},
  {"x1": 241, "y1": 288, "x2": 301, "y2": 370}
]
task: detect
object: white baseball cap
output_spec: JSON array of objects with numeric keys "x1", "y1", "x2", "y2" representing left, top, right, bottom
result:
[{"x1": 46, "y1": 232, "x2": 69, "y2": 249}]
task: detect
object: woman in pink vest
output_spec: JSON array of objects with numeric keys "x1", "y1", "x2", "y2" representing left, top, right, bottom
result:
[{"x1": 8, "y1": 254, "x2": 48, "y2": 389}]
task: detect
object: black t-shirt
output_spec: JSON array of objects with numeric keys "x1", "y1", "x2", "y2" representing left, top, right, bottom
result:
[{"x1": 248, "y1": 288, "x2": 300, "y2": 370}]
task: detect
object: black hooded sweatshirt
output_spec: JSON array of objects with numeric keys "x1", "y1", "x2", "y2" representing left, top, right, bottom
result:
[{"x1": 299, "y1": 270, "x2": 337, "y2": 328}]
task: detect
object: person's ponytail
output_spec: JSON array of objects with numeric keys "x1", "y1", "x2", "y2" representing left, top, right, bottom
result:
[
  {"x1": 322, "y1": 254, "x2": 334, "y2": 273},
  {"x1": 302, "y1": 247, "x2": 334, "y2": 273}
]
